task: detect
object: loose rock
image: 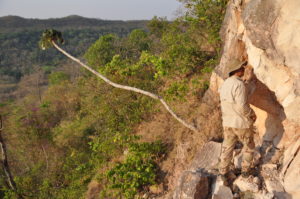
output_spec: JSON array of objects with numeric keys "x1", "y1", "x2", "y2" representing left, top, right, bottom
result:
[
  {"x1": 233, "y1": 176, "x2": 259, "y2": 193},
  {"x1": 211, "y1": 176, "x2": 233, "y2": 199},
  {"x1": 173, "y1": 171, "x2": 209, "y2": 199}
]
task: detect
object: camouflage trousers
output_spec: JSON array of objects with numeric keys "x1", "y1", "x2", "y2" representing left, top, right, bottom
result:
[{"x1": 219, "y1": 127, "x2": 255, "y2": 175}]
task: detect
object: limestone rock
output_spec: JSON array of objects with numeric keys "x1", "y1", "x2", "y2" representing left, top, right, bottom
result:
[
  {"x1": 252, "y1": 177, "x2": 260, "y2": 185},
  {"x1": 283, "y1": 144, "x2": 300, "y2": 199},
  {"x1": 260, "y1": 163, "x2": 289, "y2": 198},
  {"x1": 242, "y1": 0, "x2": 280, "y2": 53},
  {"x1": 188, "y1": 141, "x2": 222, "y2": 172},
  {"x1": 211, "y1": 177, "x2": 233, "y2": 199},
  {"x1": 173, "y1": 171, "x2": 209, "y2": 199},
  {"x1": 281, "y1": 136, "x2": 300, "y2": 178},
  {"x1": 233, "y1": 176, "x2": 259, "y2": 193},
  {"x1": 173, "y1": 142, "x2": 222, "y2": 199},
  {"x1": 253, "y1": 191, "x2": 274, "y2": 199},
  {"x1": 262, "y1": 164, "x2": 277, "y2": 171}
]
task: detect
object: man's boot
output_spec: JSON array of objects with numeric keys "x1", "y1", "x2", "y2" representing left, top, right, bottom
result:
[
  {"x1": 219, "y1": 171, "x2": 237, "y2": 186},
  {"x1": 241, "y1": 167, "x2": 258, "y2": 178}
]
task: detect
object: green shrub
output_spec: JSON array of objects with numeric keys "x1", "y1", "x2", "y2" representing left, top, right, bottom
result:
[
  {"x1": 164, "y1": 81, "x2": 188, "y2": 101},
  {"x1": 105, "y1": 141, "x2": 166, "y2": 198}
]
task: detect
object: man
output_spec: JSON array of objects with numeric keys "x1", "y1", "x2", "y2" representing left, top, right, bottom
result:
[{"x1": 218, "y1": 60, "x2": 256, "y2": 181}]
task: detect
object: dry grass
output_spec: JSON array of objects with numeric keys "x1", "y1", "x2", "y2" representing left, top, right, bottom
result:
[{"x1": 134, "y1": 89, "x2": 223, "y2": 195}]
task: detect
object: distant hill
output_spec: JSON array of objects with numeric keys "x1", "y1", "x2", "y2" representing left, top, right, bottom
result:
[
  {"x1": 0, "y1": 15, "x2": 148, "y2": 84},
  {"x1": 0, "y1": 15, "x2": 148, "y2": 100},
  {"x1": 0, "y1": 15, "x2": 147, "y2": 33}
]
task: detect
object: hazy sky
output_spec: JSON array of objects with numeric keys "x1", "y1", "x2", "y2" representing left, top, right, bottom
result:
[{"x1": 0, "y1": 0, "x2": 182, "y2": 20}]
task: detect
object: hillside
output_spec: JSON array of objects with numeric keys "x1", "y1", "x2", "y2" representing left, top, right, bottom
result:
[{"x1": 0, "y1": 1, "x2": 228, "y2": 197}]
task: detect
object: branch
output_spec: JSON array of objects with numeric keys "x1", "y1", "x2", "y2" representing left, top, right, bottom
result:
[{"x1": 51, "y1": 41, "x2": 200, "y2": 133}]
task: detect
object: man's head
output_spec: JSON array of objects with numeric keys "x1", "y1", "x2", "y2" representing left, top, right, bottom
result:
[
  {"x1": 231, "y1": 66, "x2": 245, "y2": 77},
  {"x1": 227, "y1": 60, "x2": 247, "y2": 78}
]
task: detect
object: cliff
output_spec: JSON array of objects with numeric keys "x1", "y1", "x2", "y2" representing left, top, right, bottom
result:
[{"x1": 174, "y1": 0, "x2": 300, "y2": 198}]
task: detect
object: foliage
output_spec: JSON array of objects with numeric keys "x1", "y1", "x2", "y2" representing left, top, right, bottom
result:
[
  {"x1": 125, "y1": 29, "x2": 151, "y2": 60},
  {"x1": 179, "y1": 0, "x2": 228, "y2": 50},
  {"x1": 105, "y1": 141, "x2": 166, "y2": 198},
  {"x1": 164, "y1": 81, "x2": 189, "y2": 101},
  {"x1": 85, "y1": 34, "x2": 119, "y2": 67},
  {"x1": 39, "y1": 29, "x2": 65, "y2": 50},
  {"x1": 147, "y1": 16, "x2": 169, "y2": 38}
]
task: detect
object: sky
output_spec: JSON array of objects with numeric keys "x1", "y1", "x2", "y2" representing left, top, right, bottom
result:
[{"x1": 0, "y1": 0, "x2": 182, "y2": 20}]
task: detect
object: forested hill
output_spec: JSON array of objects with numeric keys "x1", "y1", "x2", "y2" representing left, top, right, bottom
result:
[
  {"x1": 0, "y1": 15, "x2": 147, "y2": 33},
  {"x1": 0, "y1": 15, "x2": 147, "y2": 84}
]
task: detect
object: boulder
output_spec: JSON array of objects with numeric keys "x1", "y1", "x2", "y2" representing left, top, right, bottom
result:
[
  {"x1": 173, "y1": 171, "x2": 209, "y2": 199},
  {"x1": 188, "y1": 141, "x2": 222, "y2": 171},
  {"x1": 211, "y1": 177, "x2": 233, "y2": 199},
  {"x1": 173, "y1": 142, "x2": 222, "y2": 199},
  {"x1": 261, "y1": 164, "x2": 288, "y2": 198}
]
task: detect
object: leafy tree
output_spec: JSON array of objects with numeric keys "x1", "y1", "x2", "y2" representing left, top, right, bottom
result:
[
  {"x1": 128, "y1": 29, "x2": 150, "y2": 51},
  {"x1": 178, "y1": 0, "x2": 228, "y2": 51},
  {"x1": 147, "y1": 16, "x2": 169, "y2": 38},
  {"x1": 84, "y1": 34, "x2": 119, "y2": 67}
]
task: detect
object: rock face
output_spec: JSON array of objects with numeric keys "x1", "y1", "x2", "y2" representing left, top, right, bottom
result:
[
  {"x1": 173, "y1": 142, "x2": 222, "y2": 199},
  {"x1": 281, "y1": 136, "x2": 300, "y2": 199},
  {"x1": 209, "y1": 0, "x2": 300, "y2": 198},
  {"x1": 173, "y1": 171, "x2": 209, "y2": 199}
]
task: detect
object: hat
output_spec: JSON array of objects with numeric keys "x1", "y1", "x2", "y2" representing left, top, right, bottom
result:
[{"x1": 226, "y1": 59, "x2": 247, "y2": 77}]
